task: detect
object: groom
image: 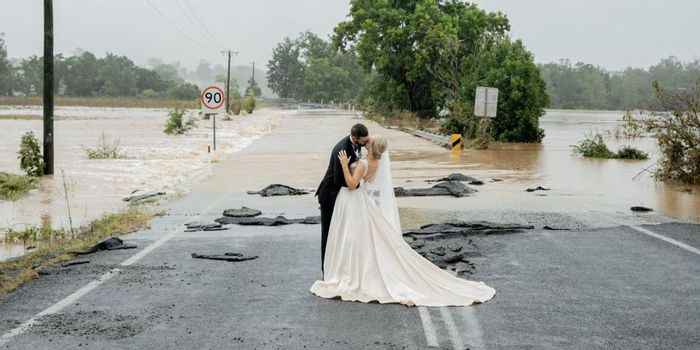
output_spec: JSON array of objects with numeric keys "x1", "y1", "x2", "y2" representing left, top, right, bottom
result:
[{"x1": 316, "y1": 123, "x2": 370, "y2": 274}]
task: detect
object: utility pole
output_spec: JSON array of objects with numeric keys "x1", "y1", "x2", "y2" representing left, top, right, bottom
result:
[
  {"x1": 221, "y1": 50, "x2": 238, "y2": 114},
  {"x1": 43, "y1": 0, "x2": 54, "y2": 175}
]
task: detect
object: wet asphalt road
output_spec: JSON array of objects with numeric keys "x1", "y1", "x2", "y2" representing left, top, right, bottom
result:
[{"x1": 0, "y1": 110, "x2": 699, "y2": 349}]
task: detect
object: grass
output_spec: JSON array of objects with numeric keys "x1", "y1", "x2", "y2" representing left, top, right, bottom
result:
[
  {"x1": 0, "y1": 207, "x2": 154, "y2": 297},
  {"x1": 0, "y1": 115, "x2": 41, "y2": 120},
  {"x1": 0, "y1": 172, "x2": 38, "y2": 201},
  {"x1": 573, "y1": 133, "x2": 649, "y2": 160},
  {"x1": 0, "y1": 96, "x2": 198, "y2": 109}
]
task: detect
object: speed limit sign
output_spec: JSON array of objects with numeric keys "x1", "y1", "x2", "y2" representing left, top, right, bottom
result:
[{"x1": 201, "y1": 84, "x2": 225, "y2": 113}]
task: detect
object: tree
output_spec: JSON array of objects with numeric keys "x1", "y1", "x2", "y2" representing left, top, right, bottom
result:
[
  {"x1": 334, "y1": 0, "x2": 509, "y2": 117},
  {"x1": 0, "y1": 33, "x2": 13, "y2": 96},
  {"x1": 63, "y1": 51, "x2": 100, "y2": 96},
  {"x1": 98, "y1": 53, "x2": 138, "y2": 96},
  {"x1": 477, "y1": 39, "x2": 549, "y2": 142},
  {"x1": 267, "y1": 32, "x2": 368, "y2": 104},
  {"x1": 267, "y1": 37, "x2": 304, "y2": 98},
  {"x1": 437, "y1": 36, "x2": 549, "y2": 142},
  {"x1": 245, "y1": 76, "x2": 262, "y2": 97}
]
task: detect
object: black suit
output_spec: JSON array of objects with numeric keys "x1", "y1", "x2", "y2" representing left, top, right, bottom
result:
[{"x1": 316, "y1": 135, "x2": 360, "y2": 273}]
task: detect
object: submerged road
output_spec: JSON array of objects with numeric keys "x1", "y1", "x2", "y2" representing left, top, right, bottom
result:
[{"x1": 0, "y1": 109, "x2": 698, "y2": 349}]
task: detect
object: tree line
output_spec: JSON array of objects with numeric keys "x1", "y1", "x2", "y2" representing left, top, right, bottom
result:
[
  {"x1": 539, "y1": 57, "x2": 700, "y2": 111},
  {"x1": 0, "y1": 34, "x2": 199, "y2": 100}
]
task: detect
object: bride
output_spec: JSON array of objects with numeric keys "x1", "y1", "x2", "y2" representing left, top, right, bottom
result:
[{"x1": 310, "y1": 136, "x2": 496, "y2": 307}]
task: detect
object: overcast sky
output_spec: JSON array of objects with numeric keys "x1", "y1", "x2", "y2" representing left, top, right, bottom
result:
[{"x1": 1, "y1": 1, "x2": 698, "y2": 71}]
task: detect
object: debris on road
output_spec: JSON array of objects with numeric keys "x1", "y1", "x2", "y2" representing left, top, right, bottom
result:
[
  {"x1": 61, "y1": 260, "x2": 91, "y2": 268},
  {"x1": 222, "y1": 207, "x2": 262, "y2": 218},
  {"x1": 394, "y1": 181, "x2": 477, "y2": 198},
  {"x1": 215, "y1": 215, "x2": 322, "y2": 226},
  {"x1": 404, "y1": 221, "x2": 534, "y2": 238},
  {"x1": 122, "y1": 190, "x2": 166, "y2": 203},
  {"x1": 631, "y1": 206, "x2": 654, "y2": 212},
  {"x1": 184, "y1": 222, "x2": 229, "y2": 232},
  {"x1": 246, "y1": 184, "x2": 311, "y2": 197},
  {"x1": 73, "y1": 237, "x2": 137, "y2": 255},
  {"x1": 526, "y1": 186, "x2": 550, "y2": 192},
  {"x1": 191, "y1": 253, "x2": 258, "y2": 262},
  {"x1": 543, "y1": 225, "x2": 571, "y2": 231},
  {"x1": 427, "y1": 173, "x2": 481, "y2": 183}
]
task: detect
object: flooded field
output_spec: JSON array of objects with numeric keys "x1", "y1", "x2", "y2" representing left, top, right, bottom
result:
[{"x1": 0, "y1": 106, "x2": 278, "y2": 260}]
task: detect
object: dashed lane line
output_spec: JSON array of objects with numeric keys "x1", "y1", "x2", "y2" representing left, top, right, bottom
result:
[
  {"x1": 418, "y1": 307, "x2": 440, "y2": 348},
  {"x1": 440, "y1": 307, "x2": 465, "y2": 350}
]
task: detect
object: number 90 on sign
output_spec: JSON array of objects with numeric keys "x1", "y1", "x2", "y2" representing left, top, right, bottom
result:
[{"x1": 201, "y1": 85, "x2": 225, "y2": 112}]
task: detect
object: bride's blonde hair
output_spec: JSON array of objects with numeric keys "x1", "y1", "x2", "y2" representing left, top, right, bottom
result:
[{"x1": 369, "y1": 136, "x2": 388, "y2": 159}]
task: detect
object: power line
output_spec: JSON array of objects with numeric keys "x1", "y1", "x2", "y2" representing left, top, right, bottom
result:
[
  {"x1": 142, "y1": 0, "x2": 217, "y2": 53},
  {"x1": 180, "y1": 0, "x2": 222, "y2": 46}
]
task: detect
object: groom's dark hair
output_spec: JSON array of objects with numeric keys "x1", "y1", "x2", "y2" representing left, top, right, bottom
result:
[{"x1": 351, "y1": 123, "x2": 369, "y2": 138}]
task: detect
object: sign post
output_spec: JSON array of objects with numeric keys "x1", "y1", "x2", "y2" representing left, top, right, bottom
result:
[{"x1": 201, "y1": 84, "x2": 226, "y2": 151}]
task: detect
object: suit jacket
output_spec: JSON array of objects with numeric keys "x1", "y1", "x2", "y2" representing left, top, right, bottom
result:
[{"x1": 316, "y1": 135, "x2": 360, "y2": 204}]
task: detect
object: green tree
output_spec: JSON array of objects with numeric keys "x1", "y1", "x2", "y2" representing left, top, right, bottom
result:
[
  {"x1": 334, "y1": 0, "x2": 509, "y2": 117},
  {"x1": 267, "y1": 37, "x2": 304, "y2": 98},
  {"x1": 245, "y1": 76, "x2": 262, "y2": 97},
  {"x1": 98, "y1": 53, "x2": 138, "y2": 96},
  {"x1": 0, "y1": 33, "x2": 13, "y2": 95},
  {"x1": 63, "y1": 51, "x2": 100, "y2": 96}
]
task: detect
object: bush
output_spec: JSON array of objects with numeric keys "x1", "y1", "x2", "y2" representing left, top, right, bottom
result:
[
  {"x1": 84, "y1": 132, "x2": 126, "y2": 159},
  {"x1": 0, "y1": 172, "x2": 38, "y2": 201},
  {"x1": 231, "y1": 99, "x2": 242, "y2": 115},
  {"x1": 615, "y1": 146, "x2": 649, "y2": 160},
  {"x1": 243, "y1": 95, "x2": 256, "y2": 114},
  {"x1": 164, "y1": 108, "x2": 196, "y2": 135},
  {"x1": 572, "y1": 134, "x2": 615, "y2": 158},
  {"x1": 18, "y1": 131, "x2": 44, "y2": 177},
  {"x1": 643, "y1": 81, "x2": 700, "y2": 184},
  {"x1": 573, "y1": 133, "x2": 649, "y2": 160}
]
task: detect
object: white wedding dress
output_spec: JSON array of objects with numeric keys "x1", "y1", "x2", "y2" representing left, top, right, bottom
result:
[{"x1": 310, "y1": 156, "x2": 496, "y2": 307}]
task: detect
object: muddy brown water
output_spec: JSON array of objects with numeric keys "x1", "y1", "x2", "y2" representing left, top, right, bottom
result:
[
  {"x1": 391, "y1": 110, "x2": 699, "y2": 223},
  {"x1": 0, "y1": 106, "x2": 277, "y2": 260}
]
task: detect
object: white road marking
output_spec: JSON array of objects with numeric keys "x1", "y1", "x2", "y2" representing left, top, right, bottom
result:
[
  {"x1": 0, "y1": 268, "x2": 120, "y2": 345},
  {"x1": 460, "y1": 307, "x2": 486, "y2": 350},
  {"x1": 0, "y1": 194, "x2": 230, "y2": 345},
  {"x1": 418, "y1": 307, "x2": 440, "y2": 348},
  {"x1": 440, "y1": 307, "x2": 465, "y2": 350},
  {"x1": 628, "y1": 225, "x2": 700, "y2": 256}
]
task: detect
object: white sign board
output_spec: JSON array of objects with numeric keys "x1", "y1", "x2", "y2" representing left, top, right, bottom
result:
[
  {"x1": 474, "y1": 87, "x2": 499, "y2": 118},
  {"x1": 201, "y1": 84, "x2": 226, "y2": 113}
]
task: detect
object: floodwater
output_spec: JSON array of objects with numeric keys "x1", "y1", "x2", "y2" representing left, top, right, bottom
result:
[
  {"x1": 2, "y1": 107, "x2": 698, "y2": 261},
  {"x1": 389, "y1": 109, "x2": 700, "y2": 223},
  {"x1": 0, "y1": 105, "x2": 277, "y2": 260}
]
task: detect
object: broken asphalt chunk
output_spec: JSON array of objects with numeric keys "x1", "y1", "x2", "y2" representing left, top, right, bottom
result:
[
  {"x1": 394, "y1": 181, "x2": 477, "y2": 198},
  {"x1": 246, "y1": 184, "x2": 311, "y2": 197},
  {"x1": 191, "y1": 253, "x2": 258, "y2": 262}
]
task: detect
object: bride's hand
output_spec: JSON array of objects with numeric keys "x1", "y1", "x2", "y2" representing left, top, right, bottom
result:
[{"x1": 338, "y1": 150, "x2": 350, "y2": 167}]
